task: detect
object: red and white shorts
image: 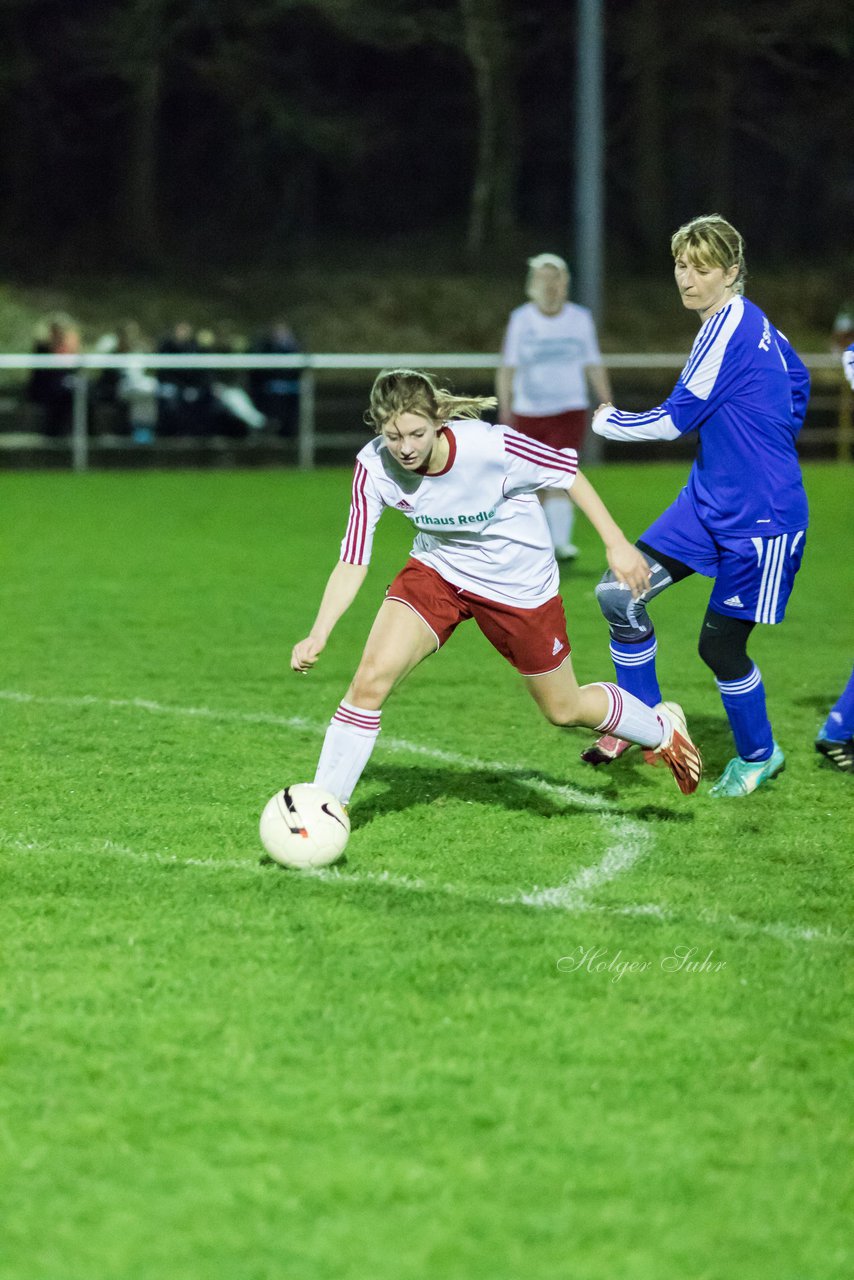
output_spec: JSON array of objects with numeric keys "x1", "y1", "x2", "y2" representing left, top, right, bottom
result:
[
  {"x1": 512, "y1": 409, "x2": 588, "y2": 453},
  {"x1": 386, "y1": 558, "x2": 571, "y2": 677}
]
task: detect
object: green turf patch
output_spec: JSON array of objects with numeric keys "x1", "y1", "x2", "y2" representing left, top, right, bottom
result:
[{"x1": 0, "y1": 463, "x2": 850, "y2": 1279}]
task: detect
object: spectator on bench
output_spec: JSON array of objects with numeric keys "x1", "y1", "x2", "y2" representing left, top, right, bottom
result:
[
  {"x1": 198, "y1": 323, "x2": 266, "y2": 438},
  {"x1": 27, "y1": 312, "x2": 81, "y2": 437},
  {"x1": 248, "y1": 319, "x2": 303, "y2": 438},
  {"x1": 94, "y1": 321, "x2": 159, "y2": 444},
  {"x1": 156, "y1": 321, "x2": 213, "y2": 437}
]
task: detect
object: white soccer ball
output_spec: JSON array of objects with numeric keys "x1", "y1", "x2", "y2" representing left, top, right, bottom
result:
[{"x1": 259, "y1": 784, "x2": 350, "y2": 869}]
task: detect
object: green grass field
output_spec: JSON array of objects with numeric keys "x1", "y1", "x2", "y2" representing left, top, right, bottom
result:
[{"x1": 1, "y1": 462, "x2": 851, "y2": 1280}]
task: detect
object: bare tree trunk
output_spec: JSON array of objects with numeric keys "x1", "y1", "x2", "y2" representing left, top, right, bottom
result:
[
  {"x1": 117, "y1": 59, "x2": 161, "y2": 265},
  {"x1": 458, "y1": 0, "x2": 518, "y2": 261},
  {"x1": 706, "y1": 58, "x2": 735, "y2": 214},
  {"x1": 0, "y1": 12, "x2": 40, "y2": 237},
  {"x1": 629, "y1": 0, "x2": 668, "y2": 256}
]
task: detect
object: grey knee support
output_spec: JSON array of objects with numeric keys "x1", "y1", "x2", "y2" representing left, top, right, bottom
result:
[{"x1": 594, "y1": 556, "x2": 674, "y2": 644}]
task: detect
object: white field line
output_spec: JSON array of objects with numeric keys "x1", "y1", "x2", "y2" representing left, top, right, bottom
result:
[
  {"x1": 504, "y1": 818, "x2": 654, "y2": 910},
  {"x1": 0, "y1": 687, "x2": 611, "y2": 812},
  {"x1": 1, "y1": 689, "x2": 845, "y2": 947},
  {"x1": 0, "y1": 686, "x2": 651, "y2": 913},
  {"x1": 1, "y1": 829, "x2": 843, "y2": 947}
]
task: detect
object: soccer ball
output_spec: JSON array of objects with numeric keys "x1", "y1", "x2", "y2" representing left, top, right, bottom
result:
[{"x1": 259, "y1": 784, "x2": 350, "y2": 869}]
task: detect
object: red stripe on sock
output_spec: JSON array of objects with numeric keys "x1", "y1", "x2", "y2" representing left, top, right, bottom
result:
[
  {"x1": 601, "y1": 682, "x2": 623, "y2": 734},
  {"x1": 333, "y1": 705, "x2": 381, "y2": 731}
]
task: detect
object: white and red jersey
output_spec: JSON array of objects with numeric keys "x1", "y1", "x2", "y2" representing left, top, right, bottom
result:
[
  {"x1": 341, "y1": 420, "x2": 578, "y2": 607},
  {"x1": 501, "y1": 301, "x2": 602, "y2": 415}
]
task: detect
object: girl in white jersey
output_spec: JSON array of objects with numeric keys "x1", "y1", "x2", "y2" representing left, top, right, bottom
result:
[{"x1": 291, "y1": 369, "x2": 702, "y2": 809}]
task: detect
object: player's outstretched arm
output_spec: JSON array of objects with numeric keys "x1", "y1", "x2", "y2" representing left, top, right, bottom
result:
[
  {"x1": 591, "y1": 399, "x2": 682, "y2": 442},
  {"x1": 567, "y1": 471, "x2": 650, "y2": 598},
  {"x1": 291, "y1": 560, "x2": 368, "y2": 672}
]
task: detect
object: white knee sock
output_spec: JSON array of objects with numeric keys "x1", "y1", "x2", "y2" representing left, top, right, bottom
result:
[
  {"x1": 543, "y1": 494, "x2": 574, "y2": 549},
  {"x1": 593, "y1": 682, "x2": 667, "y2": 748},
  {"x1": 314, "y1": 701, "x2": 381, "y2": 804}
]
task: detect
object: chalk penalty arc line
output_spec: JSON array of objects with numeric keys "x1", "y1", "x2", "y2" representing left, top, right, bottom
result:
[
  {"x1": 0, "y1": 685, "x2": 666, "y2": 912},
  {"x1": 2, "y1": 687, "x2": 844, "y2": 947},
  {"x1": 1, "y1": 829, "x2": 843, "y2": 947},
  {"x1": 5, "y1": 686, "x2": 839, "y2": 947},
  {"x1": 0, "y1": 687, "x2": 614, "y2": 813},
  {"x1": 0, "y1": 691, "x2": 660, "y2": 921}
]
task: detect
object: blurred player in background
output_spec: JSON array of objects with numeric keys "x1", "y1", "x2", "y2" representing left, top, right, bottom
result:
[
  {"x1": 841, "y1": 339, "x2": 854, "y2": 392},
  {"x1": 291, "y1": 368, "x2": 702, "y2": 807},
  {"x1": 584, "y1": 214, "x2": 810, "y2": 798},
  {"x1": 814, "y1": 342, "x2": 854, "y2": 773},
  {"x1": 497, "y1": 254, "x2": 611, "y2": 561}
]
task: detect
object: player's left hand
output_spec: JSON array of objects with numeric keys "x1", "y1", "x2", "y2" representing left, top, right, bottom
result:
[
  {"x1": 291, "y1": 635, "x2": 324, "y2": 672},
  {"x1": 608, "y1": 540, "x2": 650, "y2": 599}
]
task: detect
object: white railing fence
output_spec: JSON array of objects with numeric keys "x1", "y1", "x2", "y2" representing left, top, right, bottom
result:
[{"x1": 0, "y1": 351, "x2": 849, "y2": 470}]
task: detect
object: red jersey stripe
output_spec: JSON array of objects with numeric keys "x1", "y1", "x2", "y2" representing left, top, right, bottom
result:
[
  {"x1": 343, "y1": 462, "x2": 369, "y2": 563},
  {"x1": 505, "y1": 433, "x2": 578, "y2": 470},
  {"x1": 504, "y1": 431, "x2": 578, "y2": 473}
]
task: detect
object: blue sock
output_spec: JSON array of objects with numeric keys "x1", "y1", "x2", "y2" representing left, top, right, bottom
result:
[
  {"x1": 609, "y1": 633, "x2": 661, "y2": 708},
  {"x1": 819, "y1": 667, "x2": 854, "y2": 741},
  {"x1": 717, "y1": 664, "x2": 773, "y2": 761}
]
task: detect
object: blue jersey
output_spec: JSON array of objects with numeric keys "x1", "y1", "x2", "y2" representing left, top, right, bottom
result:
[{"x1": 593, "y1": 296, "x2": 810, "y2": 536}]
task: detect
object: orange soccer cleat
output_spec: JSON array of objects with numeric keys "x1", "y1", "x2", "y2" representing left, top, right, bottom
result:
[{"x1": 649, "y1": 701, "x2": 703, "y2": 795}]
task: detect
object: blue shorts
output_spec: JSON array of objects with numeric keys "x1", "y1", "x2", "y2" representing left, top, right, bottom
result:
[{"x1": 641, "y1": 491, "x2": 806, "y2": 625}]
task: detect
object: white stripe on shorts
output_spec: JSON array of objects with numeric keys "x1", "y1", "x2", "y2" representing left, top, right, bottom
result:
[{"x1": 755, "y1": 534, "x2": 787, "y2": 624}]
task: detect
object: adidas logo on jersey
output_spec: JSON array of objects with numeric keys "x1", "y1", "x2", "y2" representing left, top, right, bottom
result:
[
  {"x1": 395, "y1": 498, "x2": 414, "y2": 511},
  {"x1": 552, "y1": 636, "x2": 564, "y2": 655},
  {"x1": 723, "y1": 594, "x2": 744, "y2": 607}
]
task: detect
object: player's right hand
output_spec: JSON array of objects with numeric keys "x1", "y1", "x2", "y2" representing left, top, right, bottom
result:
[
  {"x1": 607, "y1": 539, "x2": 651, "y2": 600},
  {"x1": 291, "y1": 636, "x2": 324, "y2": 673}
]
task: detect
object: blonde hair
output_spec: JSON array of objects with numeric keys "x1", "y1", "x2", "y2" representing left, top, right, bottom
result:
[
  {"x1": 671, "y1": 214, "x2": 746, "y2": 293},
  {"x1": 526, "y1": 252, "x2": 569, "y2": 299},
  {"x1": 365, "y1": 368, "x2": 497, "y2": 432}
]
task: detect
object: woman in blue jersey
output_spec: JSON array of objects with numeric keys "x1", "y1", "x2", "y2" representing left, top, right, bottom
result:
[{"x1": 582, "y1": 214, "x2": 810, "y2": 797}]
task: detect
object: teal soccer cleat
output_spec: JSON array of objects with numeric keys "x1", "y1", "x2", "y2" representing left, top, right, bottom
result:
[{"x1": 709, "y1": 742, "x2": 785, "y2": 798}]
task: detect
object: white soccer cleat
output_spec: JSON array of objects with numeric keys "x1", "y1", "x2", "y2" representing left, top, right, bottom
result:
[{"x1": 649, "y1": 701, "x2": 703, "y2": 795}]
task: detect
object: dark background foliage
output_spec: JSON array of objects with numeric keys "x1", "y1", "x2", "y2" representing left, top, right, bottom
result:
[{"x1": 0, "y1": 0, "x2": 851, "y2": 275}]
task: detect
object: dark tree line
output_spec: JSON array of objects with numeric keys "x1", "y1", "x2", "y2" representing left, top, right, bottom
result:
[{"x1": 0, "y1": 0, "x2": 851, "y2": 271}]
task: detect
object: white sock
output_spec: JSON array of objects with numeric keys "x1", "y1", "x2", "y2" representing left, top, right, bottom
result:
[
  {"x1": 314, "y1": 701, "x2": 381, "y2": 804},
  {"x1": 593, "y1": 682, "x2": 668, "y2": 748},
  {"x1": 543, "y1": 494, "x2": 574, "y2": 549}
]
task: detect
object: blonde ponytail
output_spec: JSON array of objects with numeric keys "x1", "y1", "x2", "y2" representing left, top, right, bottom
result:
[{"x1": 365, "y1": 368, "x2": 496, "y2": 431}]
